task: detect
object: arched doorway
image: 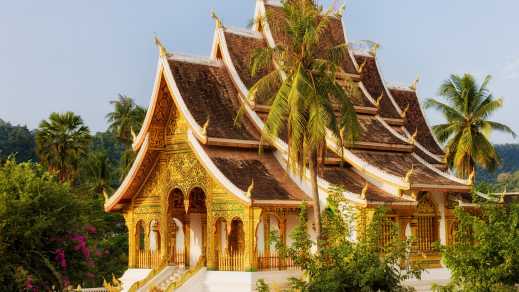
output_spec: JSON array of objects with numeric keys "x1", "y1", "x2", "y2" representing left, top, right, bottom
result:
[
  {"x1": 135, "y1": 220, "x2": 146, "y2": 267},
  {"x1": 167, "y1": 188, "x2": 186, "y2": 266},
  {"x1": 215, "y1": 217, "x2": 245, "y2": 271},
  {"x1": 415, "y1": 195, "x2": 438, "y2": 253},
  {"x1": 187, "y1": 187, "x2": 207, "y2": 266}
]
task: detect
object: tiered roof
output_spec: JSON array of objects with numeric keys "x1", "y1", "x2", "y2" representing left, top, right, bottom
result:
[{"x1": 105, "y1": 0, "x2": 472, "y2": 212}]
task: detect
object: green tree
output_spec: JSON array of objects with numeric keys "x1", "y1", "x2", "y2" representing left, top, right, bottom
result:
[
  {"x1": 258, "y1": 190, "x2": 421, "y2": 292},
  {"x1": 0, "y1": 158, "x2": 83, "y2": 290},
  {"x1": 35, "y1": 112, "x2": 91, "y2": 182},
  {"x1": 249, "y1": 0, "x2": 360, "y2": 243},
  {"x1": 106, "y1": 94, "x2": 146, "y2": 148},
  {"x1": 0, "y1": 119, "x2": 36, "y2": 163},
  {"x1": 425, "y1": 74, "x2": 516, "y2": 179},
  {"x1": 82, "y1": 150, "x2": 114, "y2": 195},
  {"x1": 435, "y1": 203, "x2": 519, "y2": 291}
]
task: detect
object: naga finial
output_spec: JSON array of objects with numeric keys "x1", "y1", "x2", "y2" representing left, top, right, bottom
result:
[
  {"x1": 336, "y1": 2, "x2": 346, "y2": 17},
  {"x1": 154, "y1": 35, "x2": 168, "y2": 57},
  {"x1": 211, "y1": 10, "x2": 223, "y2": 29},
  {"x1": 375, "y1": 93, "x2": 383, "y2": 108},
  {"x1": 202, "y1": 117, "x2": 210, "y2": 136},
  {"x1": 410, "y1": 128, "x2": 418, "y2": 145},
  {"x1": 369, "y1": 42, "x2": 380, "y2": 57},
  {"x1": 361, "y1": 183, "x2": 369, "y2": 200},
  {"x1": 499, "y1": 186, "x2": 507, "y2": 203},
  {"x1": 468, "y1": 169, "x2": 476, "y2": 184},
  {"x1": 246, "y1": 179, "x2": 254, "y2": 198},
  {"x1": 400, "y1": 103, "x2": 410, "y2": 119},
  {"x1": 131, "y1": 127, "x2": 137, "y2": 142},
  {"x1": 358, "y1": 59, "x2": 367, "y2": 74},
  {"x1": 103, "y1": 190, "x2": 109, "y2": 202},
  {"x1": 405, "y1": 164, "x2": 415, "y2": 183},
  {"x1": 410, "y1": 76, "x2": 420, "y2": 91}
]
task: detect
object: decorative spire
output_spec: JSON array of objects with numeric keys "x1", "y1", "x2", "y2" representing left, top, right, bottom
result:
[
  {"x1": 202, "y1": 117, "x2": 210, "y2": 136},
  {"x1": 336, "y1": 2, "x2": 346, "y2": 17},
  {"x1": 358, "y1": 59, "x2": 367, "y2": 74},
  {"x1": 211, "y1": 10, "x2": 223, "y2": 29},
  {"x1": 409, "y1": 76, "x2": 420, "y2": 91},
  {"x1": 409, "y1": 128, "x2": 418, "y2": 145},
  {"x1": 361, "y1": 183, "x2": 368, "y2": 200},
  {"x1": 375, "y1": 93, "x2": 383, "y2": 108},
  {"x1": 246, "y1": 179, "x2": 254, "y2": 198},
  {"x1": 400, "y1": 103, "x2": 410, "y2": 119},
  {"x1": 404, "y1": 164, "x2": 415, "y2": 183},
  {"x1": 369, "y1": 42, "x2": 380, "y2": 57},
  {"x1": 131, "y1": 127, "x2": 137, "y2": 142},
  {"x1": 154, "y1": 36, "x2": 168, "y2": 57},
  {"x1": 103, "y1": 190, "x2": 109, "y2": 202},
  {"x1": 499, "y1": 186, "x2": 506, "y2": 203},
  {"x1": 468, "y1": 169, "x2": 476, "y2": 184}
]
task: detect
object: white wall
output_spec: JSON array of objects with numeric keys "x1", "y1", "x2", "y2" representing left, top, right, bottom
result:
[{"x1": 429, "y1": 192, "x2": 447, "y2": 245}]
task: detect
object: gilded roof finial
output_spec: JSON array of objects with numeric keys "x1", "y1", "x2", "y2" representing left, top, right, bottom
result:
[
  {"x1": 468, "y1": 169, "x2": 476, "y2": 184},
  {"x1": 410, "y1": 76, "x2": 420, "y2": 91},
  {"x1": 361, "y1": 183, "x2": 369, "y2": 200},
  {"x1": 400, "y1": 103, "x2": 410, "y2": 119},
  {"x1": 154, "y1": 35, "x2": 168, "y2": 57},
  {"x1": 410, "y1": 128, "x2": 418, "y2": 145},
  {"x1": 131, "y1": 127, "x2": 137, "y2": 142},
  {"x1": 246, "y1": 179, "x2": 254, "y2": 198},
  {"x1": 375, "y1": 93, "x2": 383, "y2": 108},
  {"x1": 369, "y1": 42, "x2": 380, "y2": 57},
  {"x1": 358, "y1": 59, "x2": 367, "y2": 74},
  {"x1": 202, "y1": 117, "x2": 210, "y2": 136},
  {"x1": 211, "y1": 10, "x2": 223, "y2": 29},
  {"x1": 405, "y1": 164, "x2": 415, "y2": 183},
  {"x1": 498, "y1": 186, "x2": 507, "y2": 203},
  {"x1": 102, "y1": 190, "x2": 109, "y2": 202},
  {"x1": 336, "y1": 2, "x2": 346, "y2": 17}
]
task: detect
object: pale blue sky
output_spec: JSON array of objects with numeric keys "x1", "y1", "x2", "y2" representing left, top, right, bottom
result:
[{"x1": 1, "y1": 0, "x2": 518, "y2": 143}]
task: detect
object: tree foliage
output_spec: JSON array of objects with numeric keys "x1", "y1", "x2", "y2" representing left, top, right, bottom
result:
[
  {"x1": 426, "y1": 74, "x2": 516, "y2": 179},
  {"x1": 0, "y1": 119, "x2": 36, "y2": 163},
  {"x1": 0, "y1": 158, "x2": 128, "y2": 291},
  {"x1": 35, "y1": 112, "x2": 91, "y2": 182},
  {"x1": 436, "y1": 204, "x2": 519, "y2": 291},
  {"x1": 249, "y1": 0, "x2": 360, "y2": 243},
  {"x1": 106, "y1": 94, "x2": 146, "y2": 148},
  {"x1": 258, "y1": 190, "x2": 421, "y2": 292}
]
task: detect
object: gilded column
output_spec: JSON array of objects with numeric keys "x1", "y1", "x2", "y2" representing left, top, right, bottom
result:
[{"x1": 184, "y1": 219, "x2": 191, "y2": 267}]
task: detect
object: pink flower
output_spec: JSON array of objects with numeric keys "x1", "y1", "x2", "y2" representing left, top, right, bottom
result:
[
  {"x1": 71, "y1": 234, "x2": 91, "y2": 259},
  {"x1": 54, "y1": 249, "x2": 67, "y2": 269},
  {"x1": 25, "y1": 276, "x2": 33, "y2": 289}
]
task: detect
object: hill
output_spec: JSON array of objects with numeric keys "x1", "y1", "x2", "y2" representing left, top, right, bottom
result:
[
  {"x1": 477, "y1": 144, "x2": 519, "y2": 183},
  {"x1": 0, "y1": 119, "x2": 36, "y2": 162}
]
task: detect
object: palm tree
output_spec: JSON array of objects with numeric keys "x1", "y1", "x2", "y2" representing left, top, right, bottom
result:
[
  {"x1": 106, "y1": 94, "x2": 146, "y2": 147},
  {"x1": 83, "y1": 150, "x2": 113, "y2": 195},
  {"x1": 36, "y1": 112, "x2": 91, "y2": 182},
  {"x1": 249, "y1": 0, "x2": 360, "y2": 243},
  {"x1": 425, "y1": 74, "x2": 516, "y2": 179}
]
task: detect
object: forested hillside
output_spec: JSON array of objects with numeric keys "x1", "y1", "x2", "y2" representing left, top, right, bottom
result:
[
  {"x1": 0, "y1": 119, "x2": 36, "y2": 162},
  {"x1": 477, "y1": 144, "x2": 519, "y2": 182}
]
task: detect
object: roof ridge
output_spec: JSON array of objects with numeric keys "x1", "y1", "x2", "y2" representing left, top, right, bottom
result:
[
  {"x1": 224, "y1": 26, "x2": 263, "y2": 39},
  {"x1": 387, "y1": 84, "x2": 415, "y2": 92},
  {"x1": 168, "y1": 53, "x2": 222, "y2": 67}
]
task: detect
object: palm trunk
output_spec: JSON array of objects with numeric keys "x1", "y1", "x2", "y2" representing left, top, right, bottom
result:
[{"x1": 309, "y1": 149, "x2": 322, "y2": 249}]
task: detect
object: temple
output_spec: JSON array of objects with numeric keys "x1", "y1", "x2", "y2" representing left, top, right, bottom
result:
[{"x1": 104, "y1": 1, "x2": 477, "y2": 291}]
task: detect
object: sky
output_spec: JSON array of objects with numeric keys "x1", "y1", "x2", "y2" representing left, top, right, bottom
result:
[{"x1": 1, "y1": 0, "x2": 518, "y2": 143}]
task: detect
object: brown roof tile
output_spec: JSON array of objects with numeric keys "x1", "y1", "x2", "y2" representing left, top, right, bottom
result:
[
  {"x1": 354, "y1": 55, "x2": 401, "y2": 119},
  {"x1": 168, "y1": 59, "x2": 258, "y2": 141},
  {"x1": 204, "y1": 146, "x2": 307, "y2": 201},
  {"x1": 389, "y1": 88, "x2": 444, "y2": 156},
  {"x1": 352, "y1": 150, "x2": 463, "y2": 187}
]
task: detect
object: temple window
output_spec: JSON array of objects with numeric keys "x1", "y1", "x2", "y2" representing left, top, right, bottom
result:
[
  {"x1": 415, "y1": 196, "x2": 438, "y2": 253},
  {"x1": 379, "y1": 215, "x2": 397, "y2": 248},
  {"x1": 149, "y1": 220, "x2": 161, "y2": 252},
  {"x1": 136, "y1": 220, "x2": 145, "y2": 251}
]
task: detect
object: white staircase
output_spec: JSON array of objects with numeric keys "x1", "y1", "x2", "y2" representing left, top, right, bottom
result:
[{"x1": 136, "y1": 265, "x2": 185, "y2": 292}]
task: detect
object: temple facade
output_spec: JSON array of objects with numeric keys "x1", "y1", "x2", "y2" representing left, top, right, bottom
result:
[{"x1": 104, "y1": 1, "x2": 477, "y2": 291}]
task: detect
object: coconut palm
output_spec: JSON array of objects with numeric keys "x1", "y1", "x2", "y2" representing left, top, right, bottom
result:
[
  {"x1": 425, "y1": 74, "x2": 516, "y2": 179},
  {"x1": 249, "y1": 0, "x2": 360, "y2": 243},
  {"x1": 36, "y1": 112, "x2": 91, "y2": 182},
  {"x1": 106, "y1": 95, "x2": 146, "y2": 147}
]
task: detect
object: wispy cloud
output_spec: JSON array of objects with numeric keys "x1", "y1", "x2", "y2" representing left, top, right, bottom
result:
[{"x1": 502, "y1": 57, "x2": 519, "y2": 80}]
